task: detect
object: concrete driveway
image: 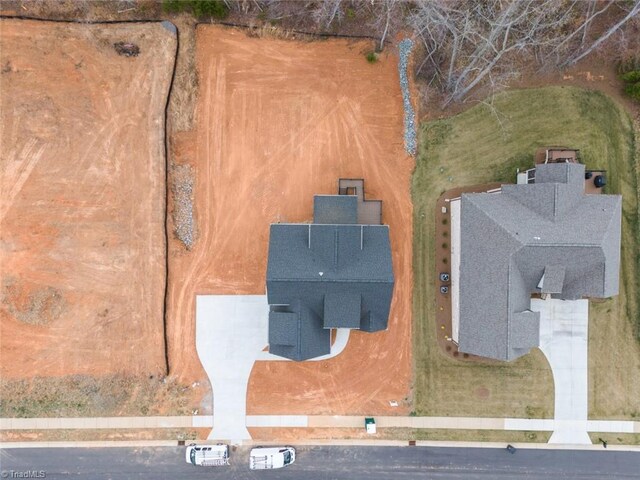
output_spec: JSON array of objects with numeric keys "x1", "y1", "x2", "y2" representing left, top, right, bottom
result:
[
  {"x1": 196, "y1": 295, "x2": 350, "y2": 442},
  {"x1": 531, "y1": 297, "x2": 590, "y2": 444}
]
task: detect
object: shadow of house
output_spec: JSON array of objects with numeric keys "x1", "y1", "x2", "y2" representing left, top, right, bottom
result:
[{"x1": 266, "y1": 179, "x2": 394, "y2": 361}]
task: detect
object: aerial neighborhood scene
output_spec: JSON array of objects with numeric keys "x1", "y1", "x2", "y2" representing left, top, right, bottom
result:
[{"x1": 1, "y1": 0, "x2": 639, "y2": 477}]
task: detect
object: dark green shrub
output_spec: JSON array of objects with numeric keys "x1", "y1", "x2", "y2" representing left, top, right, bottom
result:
[
  {"x1": 162, "y1": 0, "x2": 182, "y2": 13},
  {"x1": 625, "y1": 82, "x2": 640, "y2": 101},
  {"x1": 618, "y1": 58, "x2": 640, "y2": 102},
  {"x1": 366, "y1": 52, "x2": 378, "y2": 64},
  {"x1": 621, "y1": 70, "x2": 640, "y2": 101},
  {"x1": 621, "y1": 71, "x2": 640, "y2": 84},
  {"x1": 163, "y1": 0, "x2": 229, "y2": 19}
]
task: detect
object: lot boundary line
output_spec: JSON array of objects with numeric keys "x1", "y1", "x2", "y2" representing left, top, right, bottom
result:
[
  {"x1": 632, "y1": 117, "x2": 640, "y2": 339},
  {"x1": 161, "y1": 21, "x2": 179, "y2": 375},
  {"x1": 0, "y1": 14, "x2": 168, "y2": 24}
]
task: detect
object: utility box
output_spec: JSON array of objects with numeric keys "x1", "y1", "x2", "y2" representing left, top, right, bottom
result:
[{"x1": 365, "y1": 417, "x2": 376, "y2": 434}]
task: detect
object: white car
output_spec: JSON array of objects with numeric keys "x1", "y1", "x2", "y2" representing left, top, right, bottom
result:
[
  {"x1": 185, "y1": 443, "x2": 229, "y2": 466},
  {"x1": 249, "y1": 446, "x2": 296, "y2": 470}
]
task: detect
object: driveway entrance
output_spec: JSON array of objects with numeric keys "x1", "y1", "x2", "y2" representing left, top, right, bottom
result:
[
  {"x1": 532, "y1": 297, "x2": 590, "y2": 444},
  {"x1": 196, "y1": 295, "x2": 350, "y2": 442}
]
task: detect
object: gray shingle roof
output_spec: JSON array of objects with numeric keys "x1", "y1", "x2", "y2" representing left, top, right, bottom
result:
[
  {"x1": 458, "y1": 162, "x2": 621, "y2": 361},
  {"x1": 323, "y1": 293, "x2": 362, "y2": 328},
  {"x1": 268, "y1": 302, "x2": 331, "y2": 361},
  {"x1": 509, "y1": 310, "x2": 540, "y2": 352},
  {"x1": 268, "y1": 312, "x2": 298, "y2": 346},
  {"x1": 314, "y1": 195, "x2": 358, "y2": 224},
  {"x1": 540, "y1": 265, "x2": 566, "y2": 294},
  {"x1": 267, "y1": 225, "x2": 394, "y2": 331},
  {"x1": 268, "y1": 224, "x2": 393, "y2": 283},
  {"x1": 267, "y1": 183, "x2": 394, "y2": 361},
  {"x1": 536, "y1": 162, "x2": 584, "y2": 185}
]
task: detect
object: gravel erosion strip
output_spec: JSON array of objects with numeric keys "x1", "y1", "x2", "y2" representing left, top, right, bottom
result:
[
  {"x1": 398, "y1": 39, "x2": 416, "y2": 156},
  {"x1": 172, "y1": 164, "x2": 195, "y2": 249}
]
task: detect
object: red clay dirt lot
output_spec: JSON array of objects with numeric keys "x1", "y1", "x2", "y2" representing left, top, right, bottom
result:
[
  {"x1": 168, "y1": 26, "x2": 414, "y2": 415},
  {"x1": 0, "y1": 20, "x2": 175, "y2": 378}
]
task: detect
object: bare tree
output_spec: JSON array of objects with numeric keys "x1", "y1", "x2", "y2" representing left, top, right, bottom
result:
[
  {"x1": 563, "y1": 0, "x2": 640, "y2": 67},
  {"x1": 247, "y1": 0, "x2": 639, "y2": 106},
  {"x1": 260, "y1": 0, "x2": 348, "y2": 30},
  {"x1": 409, "y1": 0, "x2": 640, "y2": 105},
  {"x1": 345, "y1": 0, "x2": 405, "y2": 51},
  {"x1": 377, "y1": 0, "x2": 398, "y2": 51},
  {"x1": 310, "y1": 0, "x2": 345, "y2": 28},
  {"x1": 412, "y1": 0, "x2": 585, "y2": 104},
  {"x1": 260, "y1": 0, "x2": 315, "y2": 28},
  {"x1": 543, "y1": 0, "x2": 615, "y2": 65}
]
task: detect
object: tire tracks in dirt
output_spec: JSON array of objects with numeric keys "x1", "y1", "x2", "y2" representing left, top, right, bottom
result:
[{"x1": 168, "y1": 26, "x2": 414, "y2": 416}]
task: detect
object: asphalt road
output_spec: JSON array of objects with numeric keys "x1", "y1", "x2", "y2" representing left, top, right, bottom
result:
[{"x1": 1, "y1": 445, "x2": 639, "y2": 479}]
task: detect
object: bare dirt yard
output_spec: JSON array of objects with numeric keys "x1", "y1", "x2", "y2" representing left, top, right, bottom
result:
[
  {"x1": 167, "y1": 25, "x2": 414, "y2": 415},
  {"x1": 0, "y1": 19, "x2": 175, "y2": 378}
]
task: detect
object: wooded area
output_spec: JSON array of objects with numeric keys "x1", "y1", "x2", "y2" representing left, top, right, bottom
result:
[{"x1": 220, "y1": 0, "x2": 640, "y2": 104}]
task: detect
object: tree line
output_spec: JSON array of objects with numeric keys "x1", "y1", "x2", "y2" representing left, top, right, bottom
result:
[{"x1": 172, "y1": 0, "x2": 640, "y2": 105}]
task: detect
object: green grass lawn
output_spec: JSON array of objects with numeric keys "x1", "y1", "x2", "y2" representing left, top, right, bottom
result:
[
  {"x1": 380, "y1": 428, "x2": 551, "y2": 443},
  {"x1": 588, "y1": 432, "x2": 640, "y2": 446},
  {"x1": 412, "y1": 86, "x2": 640, "y2": 419}
]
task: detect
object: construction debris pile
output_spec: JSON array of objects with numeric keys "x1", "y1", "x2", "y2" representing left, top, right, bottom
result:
[{"x1": 113, "y1": 42, "x2": 140, "y2": 57}]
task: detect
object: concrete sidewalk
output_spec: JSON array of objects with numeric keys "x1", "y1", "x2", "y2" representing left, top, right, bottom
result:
[
  {"x1": 0, "y1": 416, "x2": 213, "y2": 430},
  {"x1": 3, "y1": 415, "x2": 639, "y2": 434},
  {"x1": 274, "y1": 415, "x2": 640, "y2": 434}
]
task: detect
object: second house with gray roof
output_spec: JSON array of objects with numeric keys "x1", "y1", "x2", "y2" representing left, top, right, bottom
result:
[{"x1": 450, "y1": 159, "x2": 621, "y2": 361}]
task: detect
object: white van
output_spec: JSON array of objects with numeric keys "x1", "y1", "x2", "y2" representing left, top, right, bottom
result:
[
  {"x1": 185, "y1": 443, "x2": 229, "y2": 466},
  {"x1": 249, "y1": 446, "x2": 296, "y2": 470}
]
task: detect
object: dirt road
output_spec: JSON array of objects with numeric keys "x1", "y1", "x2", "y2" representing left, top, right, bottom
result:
[
  {"x1": 168, "y1": 26, "x2": 414, "y2": 415},
  {"x1": 0, "y1": 20, "x2": 176, "y2": 378}
]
